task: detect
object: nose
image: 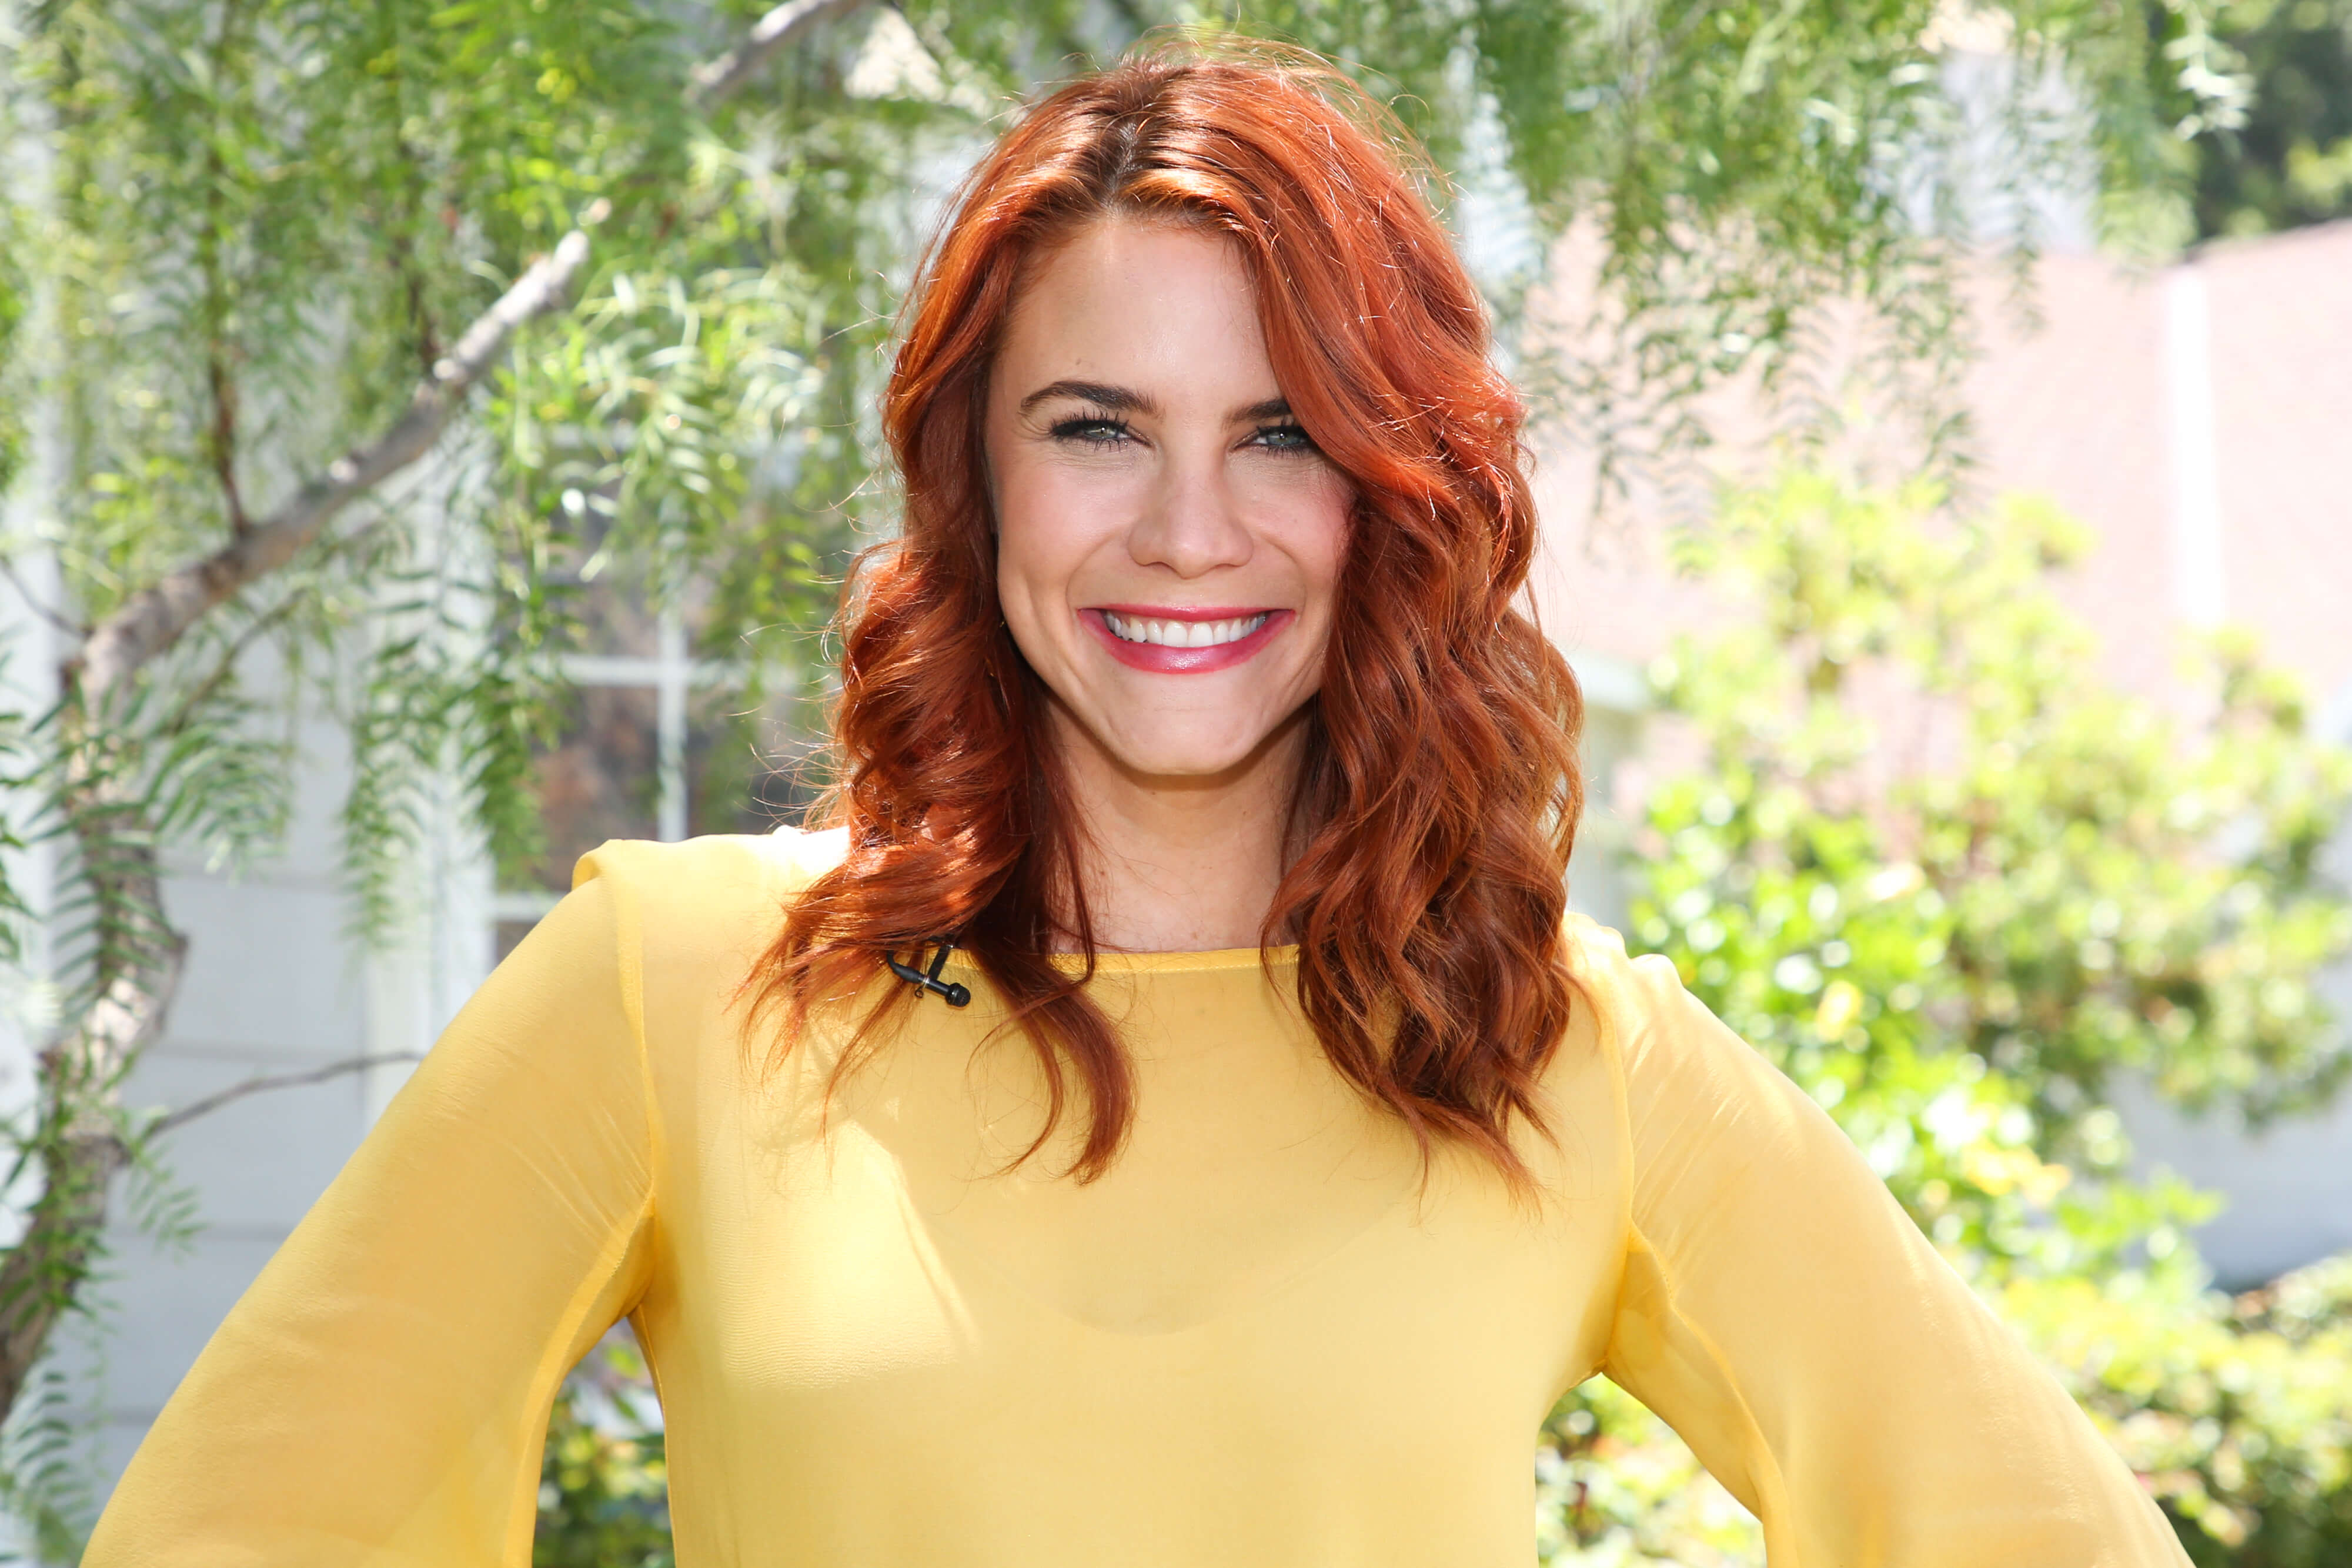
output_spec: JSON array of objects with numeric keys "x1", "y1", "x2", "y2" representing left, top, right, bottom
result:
[{"x1": 1127, "y1": 444, "x2": 1254, "y2": 579}]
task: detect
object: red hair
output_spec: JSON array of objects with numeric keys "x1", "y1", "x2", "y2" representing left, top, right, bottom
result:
[{"x1": 751, "y1": 38, "x2": 1583, "y2": 1193}]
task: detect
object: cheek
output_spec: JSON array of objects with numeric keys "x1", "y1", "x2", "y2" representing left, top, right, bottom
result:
[
  {"x1": 992, "y1": 512, "x2": 1055, "y2": 658},
  {"x1": 991, "y1": 462, "x2": 1110, "y2": 645},
  {"x1": 1283, "y1": 472, "x2": 1355, "y2": 617}
]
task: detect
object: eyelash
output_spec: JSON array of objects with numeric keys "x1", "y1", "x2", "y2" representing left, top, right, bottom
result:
[
  {"x1": 1047, "y1": 410, "x2": 1320, "y2": 456},
  {"x1": 1048, "y1": 413, "x2": 1133, "y2": 446}
]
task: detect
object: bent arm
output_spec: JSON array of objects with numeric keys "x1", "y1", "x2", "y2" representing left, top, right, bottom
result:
[
  {"x1": 1576, "y1": 927, "x2": 2188, "y2": 1566},
  {"x1": 86, "y1": 871, "x2": 654, "y2": 1568}
]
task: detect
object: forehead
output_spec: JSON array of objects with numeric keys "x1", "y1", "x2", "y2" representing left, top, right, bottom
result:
[{"x1": 996, "y1": 218, "x2": 1272, "y2": 389}]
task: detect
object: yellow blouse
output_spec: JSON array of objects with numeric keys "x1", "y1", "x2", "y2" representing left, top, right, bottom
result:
[{"x1": 89, "y1": 829, "x2": 2188, "y2": 1567}]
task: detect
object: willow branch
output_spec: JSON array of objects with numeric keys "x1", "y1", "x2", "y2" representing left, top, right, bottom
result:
[
  {"x1": 152, "y1": 1052, "x2": 427, "y2": 1136},
  {"x1": 74, "y1": 0, "x2": 871, "y2": 706},
  {"x1": 158, "y1": 590, "x2": 311, "y2": 738},
  {"x1": 0, "y1": 0, "x2": 866, "y2": 1433},
  {"x1": 687, "y1": 0, "x2": 877, "y2": 108},
  {"x1": 0, "y1": 556, "x2": 84, "y2": 639},
  {"x1": 71, "y1": 230, "x2": 592, "y2": 707}
]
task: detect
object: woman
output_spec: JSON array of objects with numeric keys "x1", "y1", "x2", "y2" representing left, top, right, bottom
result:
[{"x1": 91, "y1": 41, "x2": 2189, "y2": 1568}]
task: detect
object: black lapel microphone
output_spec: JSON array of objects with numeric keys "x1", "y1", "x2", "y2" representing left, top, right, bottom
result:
[{"x1": 887, "y1": 938, "x2": 971, "y2": 1007}]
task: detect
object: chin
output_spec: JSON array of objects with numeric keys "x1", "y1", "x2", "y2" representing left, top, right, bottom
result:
[
  {"x1": 1103, "y1": 727, "x2": 1277, "y2": 781},
  {"x1": 1114, "y1": 749, "x2": 1264, "y2": 781}
]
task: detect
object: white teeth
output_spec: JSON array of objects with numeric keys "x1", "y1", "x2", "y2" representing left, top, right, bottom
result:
[{"x1": 1104, "y1": 611, "x2": 1270, "y2": 648}]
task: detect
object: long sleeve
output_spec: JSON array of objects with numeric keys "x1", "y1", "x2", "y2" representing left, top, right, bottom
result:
[
  {"x1": 86, "y1": 864, "x2": 657, "y2": 1568},
  {"x1": 1577, "y1": 924, "x2": 2190, "y2": 1566}
]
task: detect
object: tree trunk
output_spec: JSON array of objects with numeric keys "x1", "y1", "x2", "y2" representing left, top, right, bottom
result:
[
  {"x1": 0, "y1": 762, "x2": 185, "y2": 1419},
  {"x1": 0, "y1": 0, "x2": 873, "y2": 1436}
]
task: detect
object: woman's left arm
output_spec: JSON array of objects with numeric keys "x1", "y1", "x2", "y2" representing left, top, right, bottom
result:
[{"x1": 1573, "y1": 922, "x2": 2191, "y2": 1567}]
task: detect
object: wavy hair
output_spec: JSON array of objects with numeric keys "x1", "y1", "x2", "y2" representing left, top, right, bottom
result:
[{"x1": 750, "y1": 38, "x2": 1584, "y2": 1195}]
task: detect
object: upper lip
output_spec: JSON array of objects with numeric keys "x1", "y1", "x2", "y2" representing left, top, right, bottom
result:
[{"x1": 1092, "y1": 604, "x2": 1279, "y2": 621}]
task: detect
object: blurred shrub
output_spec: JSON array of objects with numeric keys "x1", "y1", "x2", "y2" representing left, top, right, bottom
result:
[
  {"x1": 1539, "y1": 467, "x2": 2352, "y2": 1563},
  {"x1": 1539, "y1": 1379, "x2": 1759, "y2": 1566},
  {"x1": 535, "y1": 1335, "x2": 671, "y2": 1568},
  {"x1": 2194, "y1": 0, "x2": 2352, "y2": 236},
  {"x1": 2003, "y1": 1254, "x2": 2352, "y2": 1562}
]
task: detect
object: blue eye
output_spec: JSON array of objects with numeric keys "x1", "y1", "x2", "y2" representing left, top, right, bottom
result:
[{"x1": 1252, "y1": 423, "x2": 1318, "y2": 454}]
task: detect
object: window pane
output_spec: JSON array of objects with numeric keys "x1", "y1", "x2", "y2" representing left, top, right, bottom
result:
[
  {"x1": 513, "y1": 685, "x2": 662, "y2": 893},
  {"x1": 687, "y1": 688, "x2": 815, "y2": 838},
  {"x1": 494, "y1": 919, "x2": 540, "y2": 965},
  {"x1": 552, "y1": 503, "x2": 662, "y2": 658}
]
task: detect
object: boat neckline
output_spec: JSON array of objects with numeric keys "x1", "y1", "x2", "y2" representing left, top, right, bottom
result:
[{"x1": 940, "y1": 945, "x2": 1300, "y2": 974}]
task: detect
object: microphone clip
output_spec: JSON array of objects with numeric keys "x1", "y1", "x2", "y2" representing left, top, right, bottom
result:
[{"x1": 887, "y1": 938, "x2": 971, "y2": 1008}]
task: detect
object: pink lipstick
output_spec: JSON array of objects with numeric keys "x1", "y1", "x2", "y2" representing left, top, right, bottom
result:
[{"x1": 1081, "y1": 605, "x2": 1292, "y2": 674}]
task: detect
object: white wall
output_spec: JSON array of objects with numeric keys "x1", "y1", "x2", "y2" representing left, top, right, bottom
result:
[
  {"x1": 2114, "y1": 696, "x2": 2352, "y2": 1290},
  {"x1": 83, "y1": 696, "x2": 492, "y2": 1490},
  {"x1": 2117, "y1": 1068, "x2": 2352, "y2": 1290},
  {"x1": 1566, "y1": 657, "x2": 1645, "y2": 935}
]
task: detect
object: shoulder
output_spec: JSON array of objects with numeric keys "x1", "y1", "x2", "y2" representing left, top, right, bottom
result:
[
  {"x1": 569, "y1": 826, "x2": 850, "y2": 973},
  {"x1": 1556, "y1": 912, "x2": 1780, "y2": 1113},
  {"x1": 572, "y1": 825, "x2": 848, "y2": 905},
  {"x1": 1559, "y1": 914, "x2": 1839, "y2": 1171},
  {"x1": 1557, "y1": 912, "x2": 1691, "y2": 1063}
]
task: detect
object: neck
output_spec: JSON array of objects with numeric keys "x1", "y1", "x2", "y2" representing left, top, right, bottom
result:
[{"x1": 1047, "y1": 705, "x2": 1309, "y2": 954}]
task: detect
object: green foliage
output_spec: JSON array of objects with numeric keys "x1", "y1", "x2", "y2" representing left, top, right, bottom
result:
[
  {"x1": 2193, "y1": 0, "x2": 2352, "y2": 235},
  {"x1": 0, "y1": 193, "x2": 25, "y2": 510},
  {"x1": 1645, "y1": 472, "x2": 2352, "y2": 1155},
  {"x1": 1999, "y1": 1253, "x2": 2352, "y2": 1562},
  {"x1": 1539, "y1": 1377, "x2": 1758, "y2": 1566},
  {"x1": 0, "y1": 1365, "x2": 100, "y2": 1566},
  {"x1": 535, "y1": 1335, "x2": 671, "y2": 1568},
  {"x1": 1538, "y1": 467, "x2": 2352, "y2": 1563},
  {"x1": 1252, "y1": 0, "x2": 2246, "y2": 493},
  {"x1": 0, "y1": 0, "x2": 2263, "y2": 944}
]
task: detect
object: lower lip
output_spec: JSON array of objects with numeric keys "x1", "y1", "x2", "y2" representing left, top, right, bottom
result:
[{"x1": 1081, "y1": 610, "x2": 1292, "y2": 674}]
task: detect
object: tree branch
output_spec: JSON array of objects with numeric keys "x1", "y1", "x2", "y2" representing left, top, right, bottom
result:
[
  {"x1": 0, "y1": 0, "x2": 867, "y2": 1433},
  {"x1": 71, "y1": 0, "x2": 875, "y2": 708},
  {"x1": 70, "y1": 229, "x2": 593, "y2": 707},
  {"x1": 151, "y1": 1052, "x2": 427, "y2": 1137},
  {"x1": 687, "y1": 0, "x2": 877, "y2": 108},
  {"x1": 201, "y1": 0, "x2": 255, "y2": 537},
  {"x1": 0, "y1": 556, "x2": 85, "y2": 640},
  {"x1": 158, "y1": 589, "x2": 311, "y2": 739}
]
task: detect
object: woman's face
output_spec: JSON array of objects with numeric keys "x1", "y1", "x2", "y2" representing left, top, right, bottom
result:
[{"x1": 983, "y1": 219, "x2": 1352, "y2": 782}]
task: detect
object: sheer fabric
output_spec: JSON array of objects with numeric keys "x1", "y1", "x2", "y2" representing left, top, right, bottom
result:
[{"x1": 88, "y1": 829, "x2": 2188, "y2": 1567}]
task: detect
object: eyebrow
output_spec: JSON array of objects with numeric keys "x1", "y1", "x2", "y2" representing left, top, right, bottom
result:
[
  {"x1": 1017, "y1": 380, "x2": 1296, "y2": 425},
  {"x1": 1018, "y1": 380, "x2": 1159, "y2": 417}
]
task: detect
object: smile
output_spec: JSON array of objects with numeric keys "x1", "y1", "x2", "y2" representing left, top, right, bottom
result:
[
  {"x1": 1102, "y1": 611, "x2": 1271, "y2": 648},
  {"x1": 1081, "y1": 606, "x2": 1292, "y2": 675}
]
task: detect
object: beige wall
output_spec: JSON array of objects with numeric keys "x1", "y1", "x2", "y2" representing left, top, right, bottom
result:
[{"x1": 1534, "y1": 220, "x2": 2352, "y2": 1286}]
